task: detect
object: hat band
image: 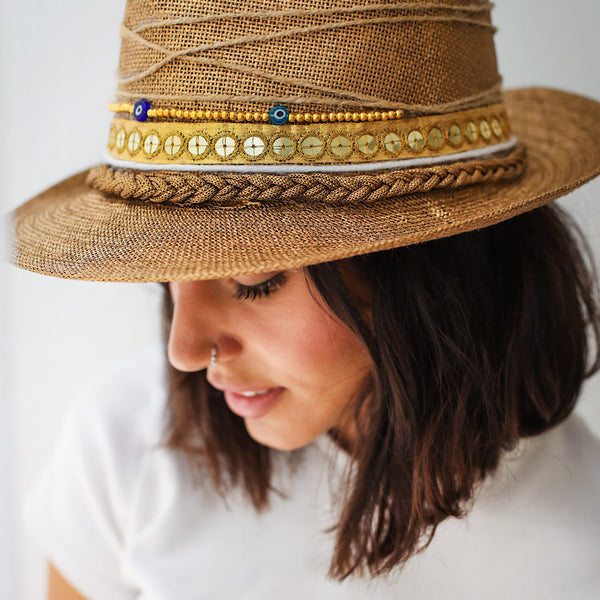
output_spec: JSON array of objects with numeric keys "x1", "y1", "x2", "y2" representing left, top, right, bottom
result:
[
  {"x1": 89, "y1": 143, "x2": 526, "y2": 206},
  {"x1": 106, "y1": 104, "x2": 512, "y2": 170}
]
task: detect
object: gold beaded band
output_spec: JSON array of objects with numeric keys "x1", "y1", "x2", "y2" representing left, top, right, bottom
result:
[
  {"x1": 108, "y1": 102, "x2": 404, "y2": 124},
  {"x1": 106, "y1": 104, "x2": 512, "y2": 168}
]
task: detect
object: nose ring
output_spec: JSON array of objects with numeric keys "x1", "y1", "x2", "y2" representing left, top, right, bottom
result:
[{"x1": 210, "y1": 345, "x2": 218, "y2": 366}]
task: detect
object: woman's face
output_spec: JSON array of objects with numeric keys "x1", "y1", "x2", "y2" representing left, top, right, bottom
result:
[{"x1": 168, "y1": 269, "x2": 371, "y2": 450}]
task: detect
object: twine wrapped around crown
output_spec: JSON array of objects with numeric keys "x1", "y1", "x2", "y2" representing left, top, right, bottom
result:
[{"x1": 114, "y1": 0, "x2": 501, "y2": 114}]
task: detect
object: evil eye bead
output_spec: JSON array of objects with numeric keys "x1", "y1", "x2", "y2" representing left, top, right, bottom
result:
[
  {"x1": 133, "y1": 99, "x2": 151, "y2": 122},
  {"x1": 269, "y1": 105, "x2": 289, "y2": 125}
]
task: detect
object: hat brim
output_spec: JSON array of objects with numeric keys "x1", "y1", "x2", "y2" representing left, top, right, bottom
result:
[{"x1": 10, "y1": 88, "x2": 600, "y2": 282}]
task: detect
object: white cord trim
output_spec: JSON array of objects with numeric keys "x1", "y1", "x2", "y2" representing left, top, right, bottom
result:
[{"x1": 105, "y1": 137, "x2": 518, "y2": 174}]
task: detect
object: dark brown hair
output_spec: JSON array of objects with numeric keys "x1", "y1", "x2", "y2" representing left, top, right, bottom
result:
[{"x1": 163, "y1": 204, "x2": 600, "y2": 579}]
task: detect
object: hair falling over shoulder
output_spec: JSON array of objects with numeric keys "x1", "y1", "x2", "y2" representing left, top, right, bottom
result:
[{"x1": 162, "y1": 203, "x2": 600, "y2": 580}]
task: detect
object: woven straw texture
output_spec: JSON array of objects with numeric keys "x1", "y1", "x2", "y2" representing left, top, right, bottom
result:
[
  {"x1": 117, "y1": 0, "x2": 501, "y2": 114},
  {"x1": 10, "y1": 89, "x2": 600, "y2": 282}
]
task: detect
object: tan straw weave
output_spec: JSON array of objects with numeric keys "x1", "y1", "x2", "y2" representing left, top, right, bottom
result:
[
  {"x1": 9, "y1": 0, "x2": 600, "y2": 282},
  {"x1": 117, "y1": 0, "x2": 501, "y2": 114}
]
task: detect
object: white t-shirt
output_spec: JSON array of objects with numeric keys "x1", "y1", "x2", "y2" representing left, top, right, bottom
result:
[{"x1": 24, "y1": 346, "x2": 600, "y2": 600}]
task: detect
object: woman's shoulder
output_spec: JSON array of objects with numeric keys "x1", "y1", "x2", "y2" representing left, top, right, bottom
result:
[
  {"x1": 494, "y1": 412, "x2": 600, "y2": 508},
  {"x1": 22, "y1": 345, "x2": 172, "y2": 600},
  {"x1": 471, "y1": 412, "x2": 600, "y2": 531},
  {"x1": 71, "y1": 344, "x2": 169, "y2": 446},
  {"x1": 400, "y1": 416, "x2": 600, "y2": 597},
  {"x1": 444, "y1": 413, "x2": 600, "y2": 588},
  {"x1": 42, "y1": 344, "x2": 172, "y2": 506}
]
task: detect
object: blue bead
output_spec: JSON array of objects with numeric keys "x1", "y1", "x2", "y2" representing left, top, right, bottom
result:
[
  {"x1": 269, "y1": 105, "x2": 289, "y2": 125},
  {"x1": 133, "y1": 99, "x2": 151, "y2": 122}
]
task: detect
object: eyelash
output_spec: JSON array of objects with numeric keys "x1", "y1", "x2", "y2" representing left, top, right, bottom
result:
[{"x1": 234, "y1": 272, "x2": 287, "y2": 301}]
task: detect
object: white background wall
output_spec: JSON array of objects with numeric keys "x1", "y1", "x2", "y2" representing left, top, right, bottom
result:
[{"x1": 1, "y1": 1, "x2": 600, "y2": 598}]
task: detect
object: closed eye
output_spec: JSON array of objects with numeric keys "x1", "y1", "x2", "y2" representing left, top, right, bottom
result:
[{"x1": 234, "y1": 272, "x2": 287, "y2": 301}]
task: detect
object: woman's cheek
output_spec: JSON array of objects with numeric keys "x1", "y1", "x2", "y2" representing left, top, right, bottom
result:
[{"x1": 288, "y1": 317, "x2": 357, "y2": 384}]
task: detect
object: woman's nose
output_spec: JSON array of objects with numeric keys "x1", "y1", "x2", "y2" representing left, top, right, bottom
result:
[{"x1": 167, "y1": 281, "x2": 242, "y2": 372}]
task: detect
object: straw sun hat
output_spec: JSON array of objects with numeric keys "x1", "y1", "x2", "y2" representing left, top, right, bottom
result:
[{"x1": 10, "y1": 0, "x2": 600, "y2": 282}]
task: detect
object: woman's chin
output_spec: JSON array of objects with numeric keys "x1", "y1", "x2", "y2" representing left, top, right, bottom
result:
[{"x1": 244, "y1": 418, "x2": 317, "y2": 451}]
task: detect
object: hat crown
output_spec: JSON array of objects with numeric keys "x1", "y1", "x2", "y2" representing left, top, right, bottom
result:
[{"x1": 116, "y1": 0, "x2": 501, "y2": 116}]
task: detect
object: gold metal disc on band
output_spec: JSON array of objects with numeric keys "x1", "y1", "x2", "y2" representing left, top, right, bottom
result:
[{"x1": 106, "y1": 104, "x2": 511, "y2": 168}]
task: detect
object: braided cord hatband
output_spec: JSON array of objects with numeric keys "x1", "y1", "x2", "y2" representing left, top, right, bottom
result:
[{"x1": 88, "y1": 144, "x2": 526, "y2": 206}]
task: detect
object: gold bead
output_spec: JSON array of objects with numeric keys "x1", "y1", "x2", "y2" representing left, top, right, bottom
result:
[
  {"x1": 295, "y1": 113, "x2": 304, "y2": 123},
  {"x1": 219, "y1": 111, "x2": 227, "y2": 120},
  {"x1": 262, "y1": 112, "x2": 270, "y2": 122},
  {"x1": 336, "y1": 112, "x2": 345, "y2": 122},
  {"x1": 128, "y1": 105, "x2": 134, "y2": 113},
  {"x1": 288, "y1": 114, "x2": 296, "y2": 123},
  {"x1": 395, "y1": 109, "x2": 403, "y2": 119},
  {"x1": 147, "y1": 109, "x2": 155, "y2": 117},
  {"x1": 344, "y1": 112, "x2": 352, "y2": 121},
  {"x1": 359, "y1": 112, "x2": 368, "y2": 121},
  {"x1": 209, "y1": 111, "x2": 217, "y2": 120},
  {"x1": 320, "y1": 113, "x2": 328, "y2": 122},
  {"x1": 237, "y1": 112, "x2": 244, "y2": 121},
  {"x1": 381, "y1": 113, "x2": 388, "y2": 121},
  {"x1": 387, "y1": 111, "x2": 395, "y2": 120},
  {"x1": 312, "y1": 114, "x2": 320, "y2": 122},
  {"x1": 196, "y1": 110, "x2": 205, "y2": 119},
  {"x1": 304, "y1": 113, "x2": 312, "y2": 122},
  {"x1": 175, "y1": 110, "x2": 183, "y2": 118},
  {"x1": 245, "y1": 112, "x2": 252, "y2": 121},
  {"x1": 328, "y1": 113, "x2": 336, "y2": 122},
  {"x1": 183, "y1": 110, "x2": 190, "y2": 119},
  {"x1": 252, "y1": 112, "x2": 260, "y2": 121},
  {"x1": 350, "y1": 112, "x2": 358, "y2": 122},
  {"x1": 367, "y1": 112, "x2": 374, "y2": 121},
  {"x1": 374, "y1": 112, "x2": 381, "y2": 120},
  {"x1": 190, "y1": 110, "x2": 197, "y2": 119},
  {"x1": 228, "y1": 111, "x2": 237, "y2": 121}
]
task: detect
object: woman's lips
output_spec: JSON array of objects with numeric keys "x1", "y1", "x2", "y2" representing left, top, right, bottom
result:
[{"x1": 223, "y1": 387, "x2": 284, "y2": 419}]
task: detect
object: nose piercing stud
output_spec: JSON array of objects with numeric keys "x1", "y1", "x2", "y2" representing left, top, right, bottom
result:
[{"x1": 210, "y1": 346, "x2": 218, "y2": 366}]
